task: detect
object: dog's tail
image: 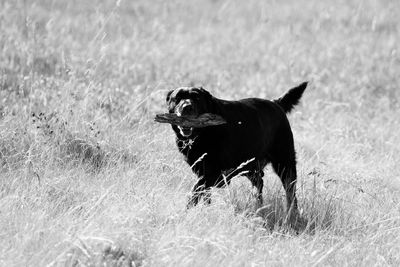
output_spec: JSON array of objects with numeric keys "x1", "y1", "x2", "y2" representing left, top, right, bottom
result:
[{"x1": 274, "y1": 81, "x2": 308, "y2": 113}]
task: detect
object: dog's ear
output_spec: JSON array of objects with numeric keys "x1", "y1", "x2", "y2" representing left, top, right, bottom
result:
[
  {"x1": 196, "y1": 87, "x2": 212, "y2": 100},
  {"x1": 166, "y1": 89, "x2": 174, "y2": 103},
  {"x1": 194, "y1": 87, "x2": 216, "y2": 113}
]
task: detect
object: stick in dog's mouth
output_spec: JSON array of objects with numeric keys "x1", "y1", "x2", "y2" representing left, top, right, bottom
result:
[
  {"x1": 176, "y1": 112, "x2": 193, "y2": 136},
  {"x1": 154, "y1": 113, "x2": 227, "y2": 128}
]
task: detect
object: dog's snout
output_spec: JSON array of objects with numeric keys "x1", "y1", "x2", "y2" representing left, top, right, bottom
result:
[
  {"x1": 176, "y1": 99, "x2": 194, "y2": 116},
  {"x1": 181, "y1": 103, "x2": 193, "y2": 114}
]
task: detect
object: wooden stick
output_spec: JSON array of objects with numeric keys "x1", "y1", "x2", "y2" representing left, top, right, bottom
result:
[{"x1": 154, "y1": 113, "x2": 227, "y2": 128}]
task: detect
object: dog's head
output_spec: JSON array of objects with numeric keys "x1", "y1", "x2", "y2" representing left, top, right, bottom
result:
[{"x1": 166, "y1": 87, "x2": 213, "y2": 138}]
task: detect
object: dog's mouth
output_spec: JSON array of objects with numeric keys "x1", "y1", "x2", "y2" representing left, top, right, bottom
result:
[{"x1": 178, "y1": 126, "x2": 193, "y2": 137}]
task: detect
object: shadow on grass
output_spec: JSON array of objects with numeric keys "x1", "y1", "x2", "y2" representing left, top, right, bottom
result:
[{"x1": 223, "y1": 185, "x2": 339, "y2": 234}]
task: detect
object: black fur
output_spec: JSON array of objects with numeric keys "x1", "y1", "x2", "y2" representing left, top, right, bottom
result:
[
  {"x1": 166, "y1": 83, "x2": 308, "y2": 214},
  {"x1": 274, "y1": 82, "x2": 308, "y2": 113}
]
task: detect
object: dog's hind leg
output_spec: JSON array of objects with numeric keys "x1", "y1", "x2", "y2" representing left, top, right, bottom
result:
[
  {"x1": 271, "y1": 160, "x2": 299, "y2": 218},
  {"x1": 250, "y1": 173, "x2": 264, "y2": 207},
  {"x1": 246, "y1": 170, "x2": 264, "y2": 208},
  {"x1": 245, "y1": 160, "x2": 266, "y2": 207},
  {"x1": 272, "y1": 160, "x2": 309, "y2": 231}
]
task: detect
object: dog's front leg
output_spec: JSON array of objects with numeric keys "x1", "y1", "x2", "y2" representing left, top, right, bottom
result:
[{"x1": 186, "y1": 178, "x2": 211, "y2": 208}]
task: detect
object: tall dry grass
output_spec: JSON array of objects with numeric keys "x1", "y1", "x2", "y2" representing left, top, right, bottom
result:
[{"x1": 0, "y1": 0, "x2": 399, "y2": 266}]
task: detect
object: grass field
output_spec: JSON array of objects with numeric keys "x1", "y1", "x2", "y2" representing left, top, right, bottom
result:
[{"x1": 1, "y1": 0, "x2": 400, "y2": 266}]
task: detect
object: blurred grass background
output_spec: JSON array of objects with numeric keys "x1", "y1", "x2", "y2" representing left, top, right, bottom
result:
[{"x1": 0, "y1": 0, "x2": 399, "y2": 266}]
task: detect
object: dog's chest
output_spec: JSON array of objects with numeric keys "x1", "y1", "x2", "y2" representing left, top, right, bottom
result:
[{"x1": 176, "y1": 136, "x2": 217, "y2": 163}]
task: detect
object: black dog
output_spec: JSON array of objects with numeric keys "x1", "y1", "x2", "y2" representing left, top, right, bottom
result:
[{"x1": 166, "y1": 82, "x2": 307, "y2": 217}]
